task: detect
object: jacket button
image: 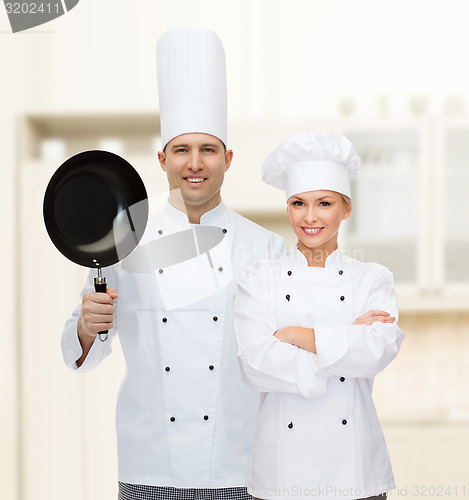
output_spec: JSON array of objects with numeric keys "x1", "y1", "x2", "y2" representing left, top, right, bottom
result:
[
  {"x1": 213, "y1": 316, "x2": 218, "y2": 321},
  {"x1": 338, "y1": 270, "x2": 343, "y2": 275},
  {"x1": 340, "y1": 377, "x2": 345, "y2": 382},
  {"x1": 342, "y1": 419, "x2": 347, "y2": 425},
  {"x1": 159, "y1": 269, "x2": 163, "y2": 274},
  {"x1": 158, "y1": 229, "x2": 163, "y2": 235},
  {"x1": 288, "y1": 422, "x2": 293, "y2": 429},
  {"x1": 222, "y1": 228, "x2": 227, "y2": 234},
  {"x1": 204, "y1": 415, "x2": 209, "y2": 421},
  {"x1": 209, "y1": 365, "x2": 214, "y2": 370},
  {"x1": 287, "y1": 270, "x2": 292, "y2": 276},
  {"x1": 170, "y1": 417, "x2": 175, "y2": 422},
  {"x1": 162, "y1": 317, "x2": 167, "y2": 323},
  {"x1": 218, "y1": 267, "x2": 223, "y2": 272},
  {"x1": 340, "y1": 295, "x2": 345, "y2": 301},
  {"x1": 165, "y1": 366, "x2": 170, "y2": 372},
  {"x1": 286, "y1": 294, "x2": 290, "y2": 301}
]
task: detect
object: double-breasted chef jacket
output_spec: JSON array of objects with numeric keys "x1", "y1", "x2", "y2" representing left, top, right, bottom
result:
[
  {"x1": 234, "y1": 247, "x2": 404, "y2": 500},
  {"x1": 62, "y1": 200, "x2": 288, "y2": 488}
]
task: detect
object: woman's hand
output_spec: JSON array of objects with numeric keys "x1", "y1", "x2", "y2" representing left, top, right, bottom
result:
[
  {"x1": 353, "y1": 310, "x2": 395, "y2": 326},
  {"x1": 274, "y1": 326, "x2": 316, "y2": 353},
  {"x1": 272, "y1": 311, "x2": 395, "y2": 354}
]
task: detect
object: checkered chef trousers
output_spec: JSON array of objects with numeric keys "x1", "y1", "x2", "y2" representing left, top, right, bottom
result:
[{"x1": 118, "y1": 482, "x2": 252, "y2": 500}]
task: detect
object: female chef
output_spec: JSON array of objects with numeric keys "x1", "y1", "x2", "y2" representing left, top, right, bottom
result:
[{"x1": 234, "y1": 132, "x2": 404, "y2": 500}]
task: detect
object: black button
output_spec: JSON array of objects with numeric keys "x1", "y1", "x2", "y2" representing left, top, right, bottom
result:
[
  {"x1": 213, "y1": 316, "x2": 218, "y2": 321},
  {"x1": 340, "y1": 377, "x2": 345, "y2": 382},
  {"x1": 287, "y1": 270, "x2": 292, "y2": 276},
  {"x1": 158, "y1": 230, "x2": 163, "y2": 235},
  {"x1": 170, "y1": 416, "x2": 175, "y2": 422},
  {"x1": 162, "y1": 317, "x2": 167, "y2": 323},
  {"x1": 165, "y1": 366, "x2": 170, "y2": 372},
  {"x1": 288, "y1": 422, "x2": 293, "y2": 429},
  {"x1": 286, "y1": 294, "x2": 290, "y2": 301},
  {"x1": 342, "y1": 419, "x2": 347, "y2": 425},
  {"x1": 338, "y1": 270, "x2": 343, "y2": 275},
  {"x1": 222, "y1": 228, "x2": 227, "y2": 234},
  {"x1": 218, "y1": 267, "x2": 223, "y2": 272},
  {"x1": 159, "y1": 269, "x2": 163, "y2": 274},
  {"x1": 340, "y1": 296, "x2": 345, "y2": 301},
  {"x1": 209, "y1": 365, "x2": 214, "y2": 370},
  {"x1": 204, "y1": 415, "x2": 209, "y2": 421}
]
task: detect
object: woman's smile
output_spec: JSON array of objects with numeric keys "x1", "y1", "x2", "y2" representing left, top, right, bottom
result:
[{"x1": 300, "y1": 226, "x2": 324, "y2": 235}]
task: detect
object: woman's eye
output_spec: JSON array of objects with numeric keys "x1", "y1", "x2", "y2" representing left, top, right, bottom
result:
[
  {"x1": 292, "y1": 201, "x2": 304, "y2": 206},
  {"x1": 319, "y1": 201, "x2": 331, "y2": 207}
]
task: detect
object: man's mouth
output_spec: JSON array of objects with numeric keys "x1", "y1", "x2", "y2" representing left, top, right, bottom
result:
[{"x1": 185, "y1": 177, "x2": 206, "y2": 183}]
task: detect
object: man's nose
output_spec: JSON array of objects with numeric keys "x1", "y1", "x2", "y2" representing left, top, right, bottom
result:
[{"x1": 187, "y1": 151, "x2": 203, "y2": 170}]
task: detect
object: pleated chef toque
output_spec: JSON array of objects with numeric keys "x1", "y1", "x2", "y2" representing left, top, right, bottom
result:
[
  {"x1": 157, "y1": 28, "x2": 227, "y2": 149},
  {"x1": 262, "y1": 131, "x2": 361, "y2": 200}
]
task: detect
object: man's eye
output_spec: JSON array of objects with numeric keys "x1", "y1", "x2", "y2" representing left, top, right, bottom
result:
[
  {"x1": 175, "y1": 148, "x2": 187, "y2": 153},
  {"x1": 202, "y1": 148, "x2": 215, "y2": 153}
]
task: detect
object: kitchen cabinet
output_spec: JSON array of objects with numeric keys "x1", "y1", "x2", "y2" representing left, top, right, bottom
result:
[
  {"x1": 435, "y1": 118, "x2": 469, "y2": 288},
  {"x1": 333, "y1": 117, "x2": 469, "y2": 310}
]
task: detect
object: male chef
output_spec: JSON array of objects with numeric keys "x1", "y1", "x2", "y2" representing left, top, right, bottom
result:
[{"x1": 61, "y1": 28, "x2": 288, "y2": 500}]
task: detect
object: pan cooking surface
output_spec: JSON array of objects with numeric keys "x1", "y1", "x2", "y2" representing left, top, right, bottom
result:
[
  {"x1": 52, "y1": 172, "x2": 117, "y2": 245},
  {"x1": 44, "y1": 150, "x2": 148, "y2": 268}
]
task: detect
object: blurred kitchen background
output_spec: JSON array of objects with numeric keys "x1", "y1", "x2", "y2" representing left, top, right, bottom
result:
[{"x1": 1, "y1": 1, "x2": 469, "y2": 499}]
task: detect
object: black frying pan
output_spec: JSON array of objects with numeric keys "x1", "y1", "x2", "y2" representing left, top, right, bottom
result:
[{"x1": 43, "y1": 150, "x2": 148, "y2": 340}]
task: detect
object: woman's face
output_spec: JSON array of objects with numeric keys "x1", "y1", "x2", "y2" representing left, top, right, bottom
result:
[{"x1": 287, "y1": 190, "x2": 351, "y2": 261}]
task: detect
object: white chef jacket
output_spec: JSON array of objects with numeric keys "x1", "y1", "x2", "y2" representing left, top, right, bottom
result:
[
  {"x1": 234, "y1": 247, "x2": 404, "y2": 500},
  {"x1": 61, "y1": 200, "x2": 288, "y2": 488}
]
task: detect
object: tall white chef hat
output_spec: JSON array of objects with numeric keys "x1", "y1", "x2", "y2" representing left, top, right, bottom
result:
[
  {"x1": 156, "y1": 28, "x2": 227, "y2": 149},
  {"x1": 262, "y1": 131, "x2": 360, "y2": 200}
]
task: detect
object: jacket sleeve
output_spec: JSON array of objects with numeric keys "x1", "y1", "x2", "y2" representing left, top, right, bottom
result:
[
  {"x1": 234, "y1": 264, "x2": 329, "y2": 400},
  {"x1": 61, "y1": 268, "x2": 118, "y2": 373},
  {"x1": 314, "y1": 266, "x2": 404, "y2": 379}
]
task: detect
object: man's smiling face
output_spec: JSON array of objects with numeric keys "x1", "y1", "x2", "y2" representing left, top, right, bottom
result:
[{"x1": 158, "y1": 133, "x2": 233, "y2": 212}]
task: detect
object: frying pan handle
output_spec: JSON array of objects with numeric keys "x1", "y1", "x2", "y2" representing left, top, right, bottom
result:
[{"x1": 94, "y1": 279, "x2": 109, "y2": 342}]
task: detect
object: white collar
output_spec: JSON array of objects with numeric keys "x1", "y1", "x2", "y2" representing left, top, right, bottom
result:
[
  {"x1": 162, "y1": 199, "x2": 228, "y2": 226},
  {"x1": 291, "y1": 245, "x2": 343, "y2": 269}
]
